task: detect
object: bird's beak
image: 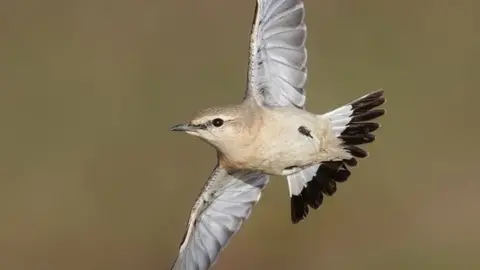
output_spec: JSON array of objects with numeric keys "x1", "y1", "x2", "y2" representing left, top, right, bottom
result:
[{"x1": 170, "y1": 123, "x2": 197, "y2": 132}]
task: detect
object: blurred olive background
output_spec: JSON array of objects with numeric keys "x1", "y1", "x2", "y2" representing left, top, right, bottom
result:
[{"x1": 1, "y1": 0, "x2": 479, "y2": 269}]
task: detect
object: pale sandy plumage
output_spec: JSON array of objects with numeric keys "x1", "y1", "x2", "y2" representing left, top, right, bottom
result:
[
  {"x1": 215, "y1": 105, "x2": 351, "y2": 175},
  {"x1": 169, "y1": 0, "x2": 386, "y2": 269}
]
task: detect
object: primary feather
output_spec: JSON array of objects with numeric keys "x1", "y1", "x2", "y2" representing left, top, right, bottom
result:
[
  {"x1": 170, "y1": 167, "x2": 269, "y2": 270},
  {"x1": 245, "y1": 0, "x2": 308, "y2": 108}
]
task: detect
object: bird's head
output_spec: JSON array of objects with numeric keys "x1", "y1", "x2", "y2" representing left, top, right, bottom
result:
[{"x1": 171, "y1": 106, "x2": 250, "y2": 150}]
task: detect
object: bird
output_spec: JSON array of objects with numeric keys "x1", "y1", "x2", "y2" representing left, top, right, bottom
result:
[{"x1": 169, "y1": 0, "x2": 386, "y2": 269}]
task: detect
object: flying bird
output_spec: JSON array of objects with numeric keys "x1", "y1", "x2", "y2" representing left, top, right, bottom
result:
[{"x1": 169, "y1": 0, "x2": 386, "y2": 269}]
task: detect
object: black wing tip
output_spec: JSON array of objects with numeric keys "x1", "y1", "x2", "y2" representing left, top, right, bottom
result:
[
  {"x1": 350, "y1": 89, "x2": 386, "y2": 117},
  {"x1": 289, "y1": 90, "x2": 386, "y2": 222},
  {"x1": 290, "y1": 90, "x2": 386, "y2": 224},
  {"x1": 290, "y1": 162, "x2": 352, "y2": 224},
  {"x1": 340, "y1": 90, "x2": 386, "y2": 159},
  {"x1": 291, "y1": 195, "x2": 309, "y2": 224},
  {"x1": 344, "y1": 157, "x2": 358, "y2": 167},
  {"x1": 351, "y1": 109, "x2": 386, "y2": 122},
  {"x1": 342, "y1": 122, "x2": 380, "y2": 135},
  {"x1": 345, "y1": 145, "x2": 369, "y2": 158},
  {"x1": 351, "y1": 89, "x2": 385, "y2": 105},
  {"x1": 338, "y1": 133, "x2": 376, "y2": 145}
]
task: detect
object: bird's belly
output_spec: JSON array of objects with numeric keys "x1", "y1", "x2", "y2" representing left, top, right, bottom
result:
[
  {"x1": 257, "y1": 142, "x2": 319, "y2": 175},
  {"x1": 249, "y1": 117, "x2": 323, "y2": 175}
]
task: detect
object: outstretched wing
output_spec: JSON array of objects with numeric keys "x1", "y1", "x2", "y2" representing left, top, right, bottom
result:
[
  {"x1": 245, "y1": 0, "x2": 308, "y2": 108},
  {"x1": 170, "y1": 166, "x2": 269, "y2": 270}
]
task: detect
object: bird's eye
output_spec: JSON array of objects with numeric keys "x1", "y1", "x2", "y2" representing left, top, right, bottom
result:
[{"x1": 212, "y1": 118, "x2": 224, "y2": 127}]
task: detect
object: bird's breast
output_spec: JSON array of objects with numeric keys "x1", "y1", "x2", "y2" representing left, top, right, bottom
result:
[{"x1": 236, "y1": 110, "x2": 325, "y2": 175}]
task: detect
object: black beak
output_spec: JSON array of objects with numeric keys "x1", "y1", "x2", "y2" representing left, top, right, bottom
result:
[{"x1": 170, "y1": 123, "x2": 196, "y2": 132}]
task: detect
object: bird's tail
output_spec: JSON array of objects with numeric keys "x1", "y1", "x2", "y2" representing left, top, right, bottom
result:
[
  {"x1": 287, "y1": 90, "x2": 386, "y2": 224},
  {"x1": 325, "y1": 89, "x2": 386, "y2": 162}
]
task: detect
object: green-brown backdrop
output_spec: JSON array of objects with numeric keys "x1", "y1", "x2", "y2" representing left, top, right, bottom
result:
[{"x1": 1, "y1": 0, "x2": 479, "y2": 269}]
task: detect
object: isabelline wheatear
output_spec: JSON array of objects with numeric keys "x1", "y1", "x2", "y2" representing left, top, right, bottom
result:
[{"x1": 169, "y1": 0, "x2": 386, "y2": 269}]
